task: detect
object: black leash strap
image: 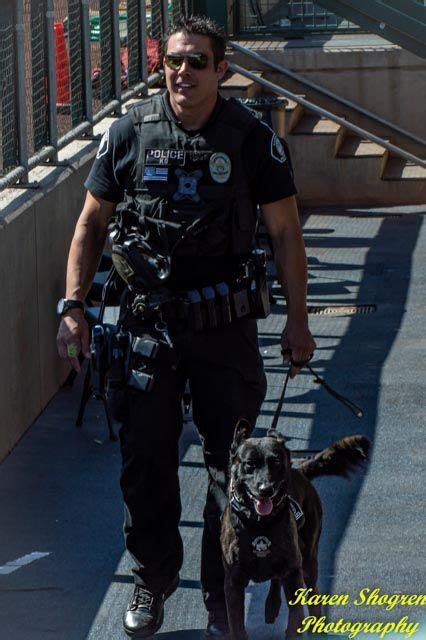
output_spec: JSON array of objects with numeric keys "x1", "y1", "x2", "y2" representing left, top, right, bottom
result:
[
  {"x1": 271, "y1": 352, "x2": 364, "y2": 429},
  {"x1": 305, "y1": 363, "x2": 363, "y2": 418},
  {"x1": 270, "y1": 366, "x2": 292, "y2": 431}
]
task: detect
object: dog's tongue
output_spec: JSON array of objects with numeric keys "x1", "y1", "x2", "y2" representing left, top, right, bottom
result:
[{"x1": 255, "y1": 498, "x2": 273, "y2": 516}]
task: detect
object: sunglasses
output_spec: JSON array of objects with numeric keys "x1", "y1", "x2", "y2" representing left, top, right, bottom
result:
[{"x1": 164, "y1": 53, "x2": 209, "y2": 71}]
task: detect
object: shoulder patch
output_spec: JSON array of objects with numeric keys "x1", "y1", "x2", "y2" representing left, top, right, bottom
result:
[
  {"x1": 96, "y1": 129, "x2": 110, "y2": 159},
  {"x1": 271, "y1": 133, "x2": 286, "y2": 164}
]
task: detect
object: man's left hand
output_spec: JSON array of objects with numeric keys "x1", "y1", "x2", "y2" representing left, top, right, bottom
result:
[{"x1": 281, "y1": 321, "x2": 316, "y2": 378}]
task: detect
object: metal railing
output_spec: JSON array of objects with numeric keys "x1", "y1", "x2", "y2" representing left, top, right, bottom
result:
[
  {"x1": 0, "y1": 0, "x2": 187, "y2": 191},
  {"x1": 227, "y1": 60, "x2": 426, "y2": 168},
  {"x1": 235, "y1": 0, "x2": 360, "y2": 35},
  {"x1": 229, "y1": 41, "x2": 426, "y2": 158}
]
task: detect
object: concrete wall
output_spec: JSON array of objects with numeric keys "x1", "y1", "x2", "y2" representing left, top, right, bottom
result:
[
  {"x1": 0, "y1": 124, "x2": 112, "y2": 462},
  {"x1": 231, "y1": 43, "x2": 426, "y2": 140}
]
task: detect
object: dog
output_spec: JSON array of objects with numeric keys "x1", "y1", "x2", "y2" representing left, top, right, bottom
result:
[{"x1": 220, "y1": 419, "x2": 370, "y2": 640}]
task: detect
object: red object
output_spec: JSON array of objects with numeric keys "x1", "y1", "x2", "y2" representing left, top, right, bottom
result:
[
  {"x1": 54, "y1": 21, "x2": 70, "y2": 106},
  {"x1": 147, "y1": 36, "x2": 160, "y2": 73}
]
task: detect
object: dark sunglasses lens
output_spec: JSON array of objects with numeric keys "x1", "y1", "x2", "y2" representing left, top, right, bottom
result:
[
  {"x1": 165, "y1": 54, "x2": 209, "y2": 70},
  {"x1": 188, "y1": 54, "x2": 208, "y2": 69},
  {"x1": 165, "y1": 55, "x2": 184, "y2": 70}
]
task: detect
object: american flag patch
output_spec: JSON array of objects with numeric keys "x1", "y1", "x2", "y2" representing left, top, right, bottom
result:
[{"x1": 143, "y1": 166, "x2": 169, "y2": 181}]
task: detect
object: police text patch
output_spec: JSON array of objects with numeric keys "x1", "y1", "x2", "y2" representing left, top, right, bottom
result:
[{"x1": 146, "y1": 149, "x2": 186, "y2": 166}]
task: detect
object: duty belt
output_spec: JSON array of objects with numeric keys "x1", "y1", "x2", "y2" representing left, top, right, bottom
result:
[{"x1": 128, "y1": 275, "x2": 269, "y2": 332}]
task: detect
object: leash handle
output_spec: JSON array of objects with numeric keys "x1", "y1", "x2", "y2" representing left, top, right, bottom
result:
[
  {"x1": 277, "y1": 350, "x2": 364, "y2": 420},
  {"x1": 306, "y1": 364, "x2": 363, "y2": 418}
]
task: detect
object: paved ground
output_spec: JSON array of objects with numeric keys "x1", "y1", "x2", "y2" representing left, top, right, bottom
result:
[{"x1": 0, "y1": 205, "x2": 425, "y2": 640}]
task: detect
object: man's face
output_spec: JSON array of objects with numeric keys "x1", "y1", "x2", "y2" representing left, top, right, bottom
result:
[{"x1": 164, "y1": 32, "x2": 227, "y2": 112}]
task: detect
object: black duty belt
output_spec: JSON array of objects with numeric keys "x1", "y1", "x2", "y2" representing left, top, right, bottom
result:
[{"x1": 128, "y1": 277, "x2": 269, "y2": 332}]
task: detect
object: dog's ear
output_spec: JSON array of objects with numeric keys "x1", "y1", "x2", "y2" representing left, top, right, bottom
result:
[
  {"x1": 266, "y1": 428, "x2": 288, "y2": 444},
  {"x1": 231, "y1": 418, "x2": 252, "y2": 454}
]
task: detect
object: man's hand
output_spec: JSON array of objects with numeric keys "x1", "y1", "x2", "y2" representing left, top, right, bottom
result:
[
  {"x1": 56, "y1": 309, "x2": 90, "y2": 373},
  {"x1": 281, "y1": 320, "x2": 316, "y2": 378}
]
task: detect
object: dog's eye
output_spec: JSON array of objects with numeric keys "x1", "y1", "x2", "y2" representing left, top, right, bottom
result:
[
  {"x1": 269, "y1": 457, "x2": 282, "y2": 468},
  {"x1": 244, "y1": 461, "x2": 256, "y2": 473}
]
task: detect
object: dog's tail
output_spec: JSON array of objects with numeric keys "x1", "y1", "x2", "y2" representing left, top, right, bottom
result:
[{"x1": 298, "y1": 435, "x2": 370, "y2": 480}]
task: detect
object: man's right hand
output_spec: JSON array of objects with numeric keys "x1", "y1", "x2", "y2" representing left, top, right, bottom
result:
[{"x1": 56, "y1": 309, "x2": 90, "y2": 373}]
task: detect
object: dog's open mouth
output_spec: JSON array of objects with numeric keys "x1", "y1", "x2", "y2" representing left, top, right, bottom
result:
[{"x1": 254, "y1": 497, "x2": 274, "y2": 516}]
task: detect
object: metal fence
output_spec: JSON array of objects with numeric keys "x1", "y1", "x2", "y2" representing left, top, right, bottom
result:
[
  {"x1": 236, "y1": 0, "x2": 359, "y2": 35},
  {"x1": 0, "y1": 0, "x2": 190, "y2": 190}
]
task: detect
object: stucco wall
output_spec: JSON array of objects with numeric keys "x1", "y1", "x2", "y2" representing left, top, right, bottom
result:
[{"x1": 0, "y1": 123, "x2": 112, "y2": 462}]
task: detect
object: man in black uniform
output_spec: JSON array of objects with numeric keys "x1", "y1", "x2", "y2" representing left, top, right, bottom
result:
[{"x1": 57, "y1": 16, "x2": 316, "y2": 639}]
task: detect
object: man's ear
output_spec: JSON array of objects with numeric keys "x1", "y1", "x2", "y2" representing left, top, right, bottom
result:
[
  {"x1": 216, "y1": 58, "x2": 228, "y2": 81},
  {"x1": 231, "y1": 418, "x2": 252, "y2": 454}
]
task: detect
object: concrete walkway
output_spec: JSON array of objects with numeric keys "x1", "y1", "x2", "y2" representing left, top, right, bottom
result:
[{"x1": 0, "y1": 205, "x2": 425, "y2": 640}]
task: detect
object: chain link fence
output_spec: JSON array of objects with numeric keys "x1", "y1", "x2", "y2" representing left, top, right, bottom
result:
[{"x1": 0, "y1": 0, "x2": 190, "y2": 190}]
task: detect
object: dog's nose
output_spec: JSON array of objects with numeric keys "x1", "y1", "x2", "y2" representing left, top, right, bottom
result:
[{"x1": 258, "y1": 484, "x2": 274, "y2": 498}]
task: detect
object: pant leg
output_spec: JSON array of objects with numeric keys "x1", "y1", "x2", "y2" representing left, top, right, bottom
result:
[
  {"x1": 118, "y1": 330, "x2": 186, "y2": 593},
  {"x1": 186, "y1": 318, "x2": 267, "y2": 611}
]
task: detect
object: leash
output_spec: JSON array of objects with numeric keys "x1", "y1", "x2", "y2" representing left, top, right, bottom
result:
[{"x1": 270, "y1": 351, "x2": 363, "y2": 430}]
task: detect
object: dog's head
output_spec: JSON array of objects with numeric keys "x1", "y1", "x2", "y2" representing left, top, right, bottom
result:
[{"x1": 230, "y1": 419, "x2": 291, "y2": 518}]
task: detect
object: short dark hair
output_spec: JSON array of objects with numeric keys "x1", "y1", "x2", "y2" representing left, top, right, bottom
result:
[{"x1": 165, "y1": 15, "x2": 227, "y2": 69}]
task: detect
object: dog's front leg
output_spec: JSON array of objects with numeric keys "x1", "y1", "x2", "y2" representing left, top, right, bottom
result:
[
  {"x1": 282, "y1": 568, "x2": 306, "y2": 639},
  {"x1": 224, "y1": 573, "x2": 249, "y2": 640}
]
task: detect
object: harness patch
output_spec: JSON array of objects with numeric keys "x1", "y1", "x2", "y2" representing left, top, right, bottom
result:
[
  {"x1": 173, "y1": 169, "x2": 203, "y2": 203},
  {"x1": 252, "y1": 536, "x2": 272, "y2": 558},
  {"x1": 146, "y1": 149, "x2": 186, "y2": 166},
  {"x1": 209, "y1": 152, "x2": 231, "y2": 184},
  {"x1": 143, "y1": 166, "x2": 169, "y2": 182}
]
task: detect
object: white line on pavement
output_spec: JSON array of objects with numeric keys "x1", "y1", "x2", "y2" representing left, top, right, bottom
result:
[{"x1": 0, "y1": 552, "x2": 51, "y2": 575}]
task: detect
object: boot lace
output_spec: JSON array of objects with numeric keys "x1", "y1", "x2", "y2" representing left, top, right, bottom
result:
[{"x1": 130, "y1": 586, "x2": 154, "y2": 611}]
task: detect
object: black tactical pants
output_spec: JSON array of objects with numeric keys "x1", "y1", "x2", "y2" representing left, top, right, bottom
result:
[{"x1": 118, "y1": 317, "x2": 267, "y2": 612}]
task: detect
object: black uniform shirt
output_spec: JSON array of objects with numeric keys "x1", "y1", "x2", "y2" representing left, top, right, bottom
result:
[{"x1": 85, "y1": 93, "x2": 296, "y2": 205}]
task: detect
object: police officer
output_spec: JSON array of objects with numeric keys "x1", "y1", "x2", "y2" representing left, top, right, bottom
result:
[{"x1": 57, "y1": 15, "x2": 316, "y2": 639}]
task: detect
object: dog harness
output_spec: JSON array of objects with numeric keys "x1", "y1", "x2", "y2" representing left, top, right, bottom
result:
[{"x1": 228, "y1": 495, "x2": 305, "y2": 583}]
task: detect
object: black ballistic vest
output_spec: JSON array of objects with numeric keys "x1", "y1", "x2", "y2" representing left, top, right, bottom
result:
[{"x1": 126, "y1": 94, "x2": 260, "y2": 287}]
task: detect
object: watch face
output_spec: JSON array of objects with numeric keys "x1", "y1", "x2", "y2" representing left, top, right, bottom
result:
[
  {"x1": 57, "y1": 298, "x2": 83, "y2": 316},
  {"x1": 57, "y1": 298, "x2": 66, "y2": 315}
]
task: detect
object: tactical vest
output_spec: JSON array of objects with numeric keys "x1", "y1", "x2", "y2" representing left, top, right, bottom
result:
[{"x1": 126, "y1": 94, "x2": 260, "y2": 261}]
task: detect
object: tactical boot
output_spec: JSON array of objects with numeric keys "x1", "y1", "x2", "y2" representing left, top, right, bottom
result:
[
  {"x1": 206, "y1": 609, "x2": 230, "y2": 638},
  {"x1": 123, "y1": 575, "x2": 179, "y2": 638}
]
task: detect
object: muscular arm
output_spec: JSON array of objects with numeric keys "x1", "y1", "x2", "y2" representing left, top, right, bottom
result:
[
  {"x1": 65, "y1": 191, "x2": 115, "y2": 300},
  {"x1": 57, "y1": 191, "x2": 116, "y2": 370},
  {"x1": 261, "y1": 195, "x2": 316, "y2": 376}
]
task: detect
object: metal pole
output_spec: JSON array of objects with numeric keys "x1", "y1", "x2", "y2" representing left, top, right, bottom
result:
[
  {"x1": 81, "y1": 0, "x2": 94, "y2": 130},
  {"x1": 14, "y1": 0, "x2": 29, "y2": 183},
  {"x1": 228, "y1": 62, "x2": 426, "y2": 168},
  {"x1": 45, "y1": 0, "x2": 58, "y2": 159},
  {"x1": 138, "y1": 0, "x2": 148, "y2": 84},
  {"x1": 229, "y1": 41, "x2": 426, "y2": 150},
  {"x1": 111, "y1": 0, "x2": 122, "y2": 110},
  {"x1": 162, "y1": 0, "x2": 169, "y2": 38}
]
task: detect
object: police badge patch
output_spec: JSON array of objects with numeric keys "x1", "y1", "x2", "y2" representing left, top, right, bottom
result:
[
  {"x1": 271, "y1": 134, "x2": 286, "y2": 164},
  {"x1": 209, "y1": 152, "x2": 231, "y2": 184},
  {"x1": 252, "y1": 536, "x2": 272, "y2": 558}
]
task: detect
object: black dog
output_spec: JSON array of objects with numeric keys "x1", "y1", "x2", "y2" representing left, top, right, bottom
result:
[{"x1": 220, "y1": 420, "x2": 370, "y2": 639}]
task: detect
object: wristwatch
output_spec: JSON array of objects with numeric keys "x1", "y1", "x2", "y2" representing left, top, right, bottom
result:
[{"x1": 57, "y1": 298, "x2": 85, "y2": 316}]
